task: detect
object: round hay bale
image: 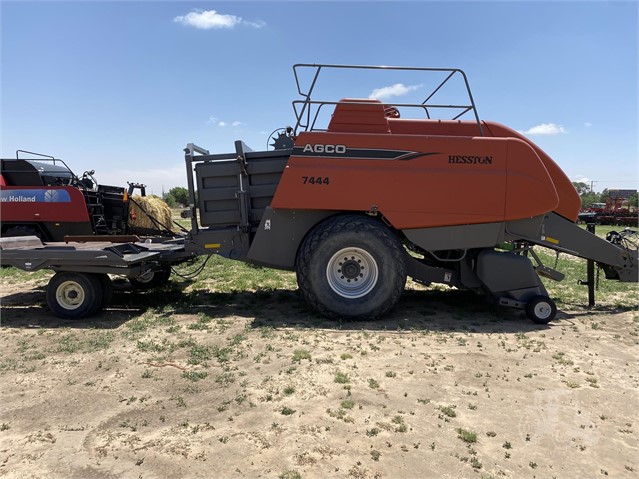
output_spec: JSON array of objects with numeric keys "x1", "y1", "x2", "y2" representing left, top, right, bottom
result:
[{"x1": 128, "y1": 195, "x2": 174, "y2": 233}]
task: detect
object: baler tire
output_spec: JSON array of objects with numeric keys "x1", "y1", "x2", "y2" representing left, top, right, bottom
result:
[
  {"x1": 525, "y1": 295, "x2": 557, "y2": 324},
  {"x1": 46, "y1": 272, "x2": 103, "y2": 319},
  {"x1": 296, "y1": 215, "x2": 407, "y2": 320},
  {"x1": 129, "y1": 266, "x2": 171, "y2": 289}
]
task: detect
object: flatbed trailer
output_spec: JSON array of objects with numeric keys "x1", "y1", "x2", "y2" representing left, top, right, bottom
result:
[{"x1": 0, "y1": 235, "x2": 192, "y2": 318}]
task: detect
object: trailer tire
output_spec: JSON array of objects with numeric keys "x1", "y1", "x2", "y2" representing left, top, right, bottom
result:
[
  {"x1": 297, "y1": 215, "x2": 406, "y2": 320},
  {"x1": 129, "y1": 266, "x2": 171, "y2": 289},
  {"x1": 96, "y1": 274, "x2": 113, "y2": 310},
  {"x1": 46, "y1": 272, "x2": 103, "y2": 319},
  {"x1": 525, "y1": 295, "x2": 557, "y2": 324}
]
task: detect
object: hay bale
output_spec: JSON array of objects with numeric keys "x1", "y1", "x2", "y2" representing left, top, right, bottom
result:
[{"x1": 128, "y1": 195, "x2": 174, "y2": 233}]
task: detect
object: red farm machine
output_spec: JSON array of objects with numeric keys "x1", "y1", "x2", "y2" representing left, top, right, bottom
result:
[
  {"x1": 1, "y1": 64, "x2": 637, "y2": 322},
  {"x1": 0, "y1": 150, "x2": 166, "y2": 241},
  {"x1": 578, "y1": 191, "x2": 638, "y2": 227}
]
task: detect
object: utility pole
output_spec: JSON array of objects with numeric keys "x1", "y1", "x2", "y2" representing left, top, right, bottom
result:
[{"x1": 590, "y1": 181, "x2": 595, "y2": 193}]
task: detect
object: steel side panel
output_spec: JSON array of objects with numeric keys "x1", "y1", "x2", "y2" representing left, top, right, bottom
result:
[
  {"x1": 503, "y1": 215, "x2": 546, "y2": 241},
  {"x1": 271, "y1": 132, "x2": 557, "y2": 229},
  {"x1": 476, "y1": 249, "x2": 545, "y2": 300},
  {"x1": 246, "y1": 208, "x2": 336, "y2": 269},
  {"x1": 403, "y1": 222, "x2": 506, "y2": 251},
  {"x1": 186, "y1": 228, "x2": 250, "y2": 261},
  {"x1": 195, "y1": 151, "x2": 289, "y2": 228},
  {"x1": 246, "y1": 157, "x2": 289, "y2": 175}
]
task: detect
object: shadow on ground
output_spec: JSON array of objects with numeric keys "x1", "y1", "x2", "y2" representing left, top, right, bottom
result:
[{"x1": 1, "y1": 279, "x2": 632, "y2": 333}]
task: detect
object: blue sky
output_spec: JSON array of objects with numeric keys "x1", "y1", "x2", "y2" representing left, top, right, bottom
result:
[{"x1": 1, "y1": 1, "x2": 637, "y2": 195}]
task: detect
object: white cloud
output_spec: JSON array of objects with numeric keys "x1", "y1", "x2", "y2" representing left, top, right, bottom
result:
[
  {"x1": 519, "y1": 123, "x2": 566, "y2": 136},
  {"x1": 243, "y1": 20, "x2": 266, "y2": 29},
  {"x1": 584, "y1": 122, "x2": 592, "y2": 127},
  {"x1": 208, "y1": 116, "x2": 240, "y2": 127},
  {"x1": 369, "y1": 83, "x2": 422, "y2": 100},
  {"x1": 571, "y1": 175, "x2": 591, "y2": 184},
  {"x1": 173, "y1": 10, "x2": 265, "y2": 29}
]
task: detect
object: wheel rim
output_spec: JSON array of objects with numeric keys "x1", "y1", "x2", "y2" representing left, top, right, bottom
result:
[
  {"x1": 56, "y1": 281, "x2": 85, "y2": 310},
  {"x1": 534, "y1": 301, "x2": 552, "y2": 320},
  {"x1": 326, "y1": 247, "x2": 379, "y2": 299}
]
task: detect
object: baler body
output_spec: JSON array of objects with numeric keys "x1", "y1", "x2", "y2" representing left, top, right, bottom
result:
[
  {"x1": 272, "y1": 102, "x2": 581, "y2": 229},
  {"x1": 183, "y1": 64, "x2": 636, "y2": 323}
]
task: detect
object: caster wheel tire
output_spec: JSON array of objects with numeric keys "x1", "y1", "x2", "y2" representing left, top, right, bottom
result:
[{"x1": 526, "y1": 295, "x2": 557, "y2": 324}]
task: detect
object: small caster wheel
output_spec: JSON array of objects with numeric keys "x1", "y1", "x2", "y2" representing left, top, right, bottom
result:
[{"x1": 526, "y1": 295, "x2": 557, "y2": 324}]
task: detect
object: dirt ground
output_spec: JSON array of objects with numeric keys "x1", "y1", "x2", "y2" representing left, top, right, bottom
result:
[{"x1": 0, "y1": 277, "x2": 637, "y2": 479}]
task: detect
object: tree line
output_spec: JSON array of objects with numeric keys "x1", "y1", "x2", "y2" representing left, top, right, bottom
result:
[{"x1": 162, "y1": 186, "x2": 189, "y2": 208}]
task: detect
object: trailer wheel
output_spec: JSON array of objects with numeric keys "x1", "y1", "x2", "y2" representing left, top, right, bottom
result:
[
  {"x1": 297, "y1": 215, "x2": 407, "y2": 320},
  {"x1": 46, "y1": 272, "x2": 103, "y2": 319},
  {"x1": 129, "y1": 266, "x2": 171, "y2": 289},
  {"x1": 96, "y1": 274, "x2": 113, "y2": 310},
  {"x1": 525, "y1": 295, "x2": 557, "y2": 324}
]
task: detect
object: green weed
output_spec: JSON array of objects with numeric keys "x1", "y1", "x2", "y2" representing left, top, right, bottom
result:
[
  {"x1": 439, "y1": 405, "x2": 457, "y2": 418},
  {"x1": 292, "y1": 349, "x2": 311, "y2": 363},
  {"x1": 182, "y1": 371, "x2": 208, "y2": 382},
  {"x1": 457, "y1": 428, "x2": 478, "y2": 443}
]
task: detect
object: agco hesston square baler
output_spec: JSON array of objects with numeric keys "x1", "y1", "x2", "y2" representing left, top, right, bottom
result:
[
  {"x1": 181, "y1": 64, "x2": 637, "y2": 324},
  {"x1": 1, "y1": 64, "x2": 636, "y2": 321}
]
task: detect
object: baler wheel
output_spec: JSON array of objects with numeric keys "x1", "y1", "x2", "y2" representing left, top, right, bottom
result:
[
  {"x1": 525, "y1": 295, "x2": 557, "y2": 324},
  {"x1": 296, "y1": 215, "x2": 406, "y2": 320},
  {"x1": 46, "y1": 272, "x2": 104, "y2": 319}
]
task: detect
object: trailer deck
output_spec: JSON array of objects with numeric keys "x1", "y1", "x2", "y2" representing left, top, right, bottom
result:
[{"x1": 0, "y1": 236, "x2": 189, "y2": 275}]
